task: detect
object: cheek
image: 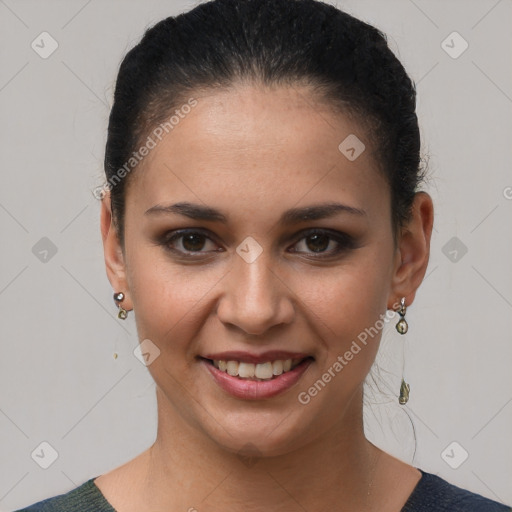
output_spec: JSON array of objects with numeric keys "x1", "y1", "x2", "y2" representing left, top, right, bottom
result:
[
  {"x1": 294, "y1": 275, "x2": 387, "y2": 412},
  {"x1": 300, "y1": 256, "x2": 391, "y2": 329},
  {"x1": 294, "y1": 252, "x2": 392, "y2": 378},
  {"x1": 126, "y1": 245, "x2": 227, "y2": 350}
]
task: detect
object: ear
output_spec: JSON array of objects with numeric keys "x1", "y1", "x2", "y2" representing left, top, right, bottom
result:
[
  {"x1": 100, "y1": 191, "x2": 133, "y2": 311},
  {"x1": 387, "y1": 191, "x2": 434, "y2": 310}
]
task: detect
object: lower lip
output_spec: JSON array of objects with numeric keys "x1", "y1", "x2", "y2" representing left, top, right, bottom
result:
[{"x1": 201, "y1": 358, "x2": 313, "y2": 400}]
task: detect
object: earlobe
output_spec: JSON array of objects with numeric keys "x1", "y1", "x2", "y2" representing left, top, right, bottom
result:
[
  {"x1": 388, "y1": 192, "x2": 434, "y2": 309},
  {"x1": 100, "y1": 192, "x2": 132, "y2": 310}
]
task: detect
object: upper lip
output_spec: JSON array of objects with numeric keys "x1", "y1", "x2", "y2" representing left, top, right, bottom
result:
[{"x1": 201, "y1": 351, "x2": 312, "y2": 364}]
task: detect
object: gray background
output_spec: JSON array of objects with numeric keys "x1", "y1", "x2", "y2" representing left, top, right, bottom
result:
[{"x1": 1, "y1": 0, "x2": 511, "y2": 510}]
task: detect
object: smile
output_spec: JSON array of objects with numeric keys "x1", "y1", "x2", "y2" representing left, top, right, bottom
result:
[
  {"x1": 211, "y1": 358, "x2": 303, "y2": 380},
  {"x1": 200, "y1": 356, "x2": 314, "y2": 400}
]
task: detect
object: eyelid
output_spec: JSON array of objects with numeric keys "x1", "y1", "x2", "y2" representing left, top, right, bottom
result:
[
  {"x1": 287, "y1": 228, "x2": 357, "y2": 254},
  {"x1": 161, "y1": 228, "x2": 221, "y2": 254}
]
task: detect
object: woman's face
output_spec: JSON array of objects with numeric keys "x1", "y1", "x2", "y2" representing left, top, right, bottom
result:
[{"x1": 103, "y1": 84, "x2": 416, "y2": 456}]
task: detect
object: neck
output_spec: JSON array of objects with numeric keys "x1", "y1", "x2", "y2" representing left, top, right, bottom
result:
[{"x1": 140, "y1": 386, "x2": 382, "y2": 511}]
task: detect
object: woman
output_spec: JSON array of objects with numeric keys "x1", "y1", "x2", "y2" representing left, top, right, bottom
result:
[{"x1": 16, "y1": 0, "x2": 511, "y2": 510}]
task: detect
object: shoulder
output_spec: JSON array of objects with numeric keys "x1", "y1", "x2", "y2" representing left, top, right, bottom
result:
[
  {"x1": 402, "y1": 470, "x2": 512, "y2": 512},
  {"x1": 13, "y1": 477, "x2": 115, "y2": 512}
]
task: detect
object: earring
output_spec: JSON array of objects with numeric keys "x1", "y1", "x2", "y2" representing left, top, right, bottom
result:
[
  {"x1": 396, "y1": 297, "x2": 410, "y2": 405},
  {"x1": 395, "y1": 297, "x2": 408, "y2": 334},
  {"x1": 113, "y1": 292, "x2": 128, "y2": 320},
  {"x1": 399, "y1": 378, "x2": 410, "y2": 405}
]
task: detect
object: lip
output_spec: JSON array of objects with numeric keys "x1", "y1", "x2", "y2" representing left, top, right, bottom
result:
[
  {"x1": 201, "y1": 350, "x2": 311, "y2": 364},
  {"x1": 200, "y1": 357, "x2": 313, "y2": 400}
]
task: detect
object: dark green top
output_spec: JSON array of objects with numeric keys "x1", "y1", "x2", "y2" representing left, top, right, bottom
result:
[{"x1": 15, "y1": 469, "x2": 512, "y2": 511}]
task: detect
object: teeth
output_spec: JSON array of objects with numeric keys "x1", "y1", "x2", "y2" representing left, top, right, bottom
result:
[
  {"x1": 238, "y1": 362, "x2": 255, "y2": 378},
  {"x1": 255, "y1": 362, "x2": 273, "y2": 379},
  {"x1": 212, "y1": 358, "x2": 304, "y2": 380},
  {"x1": 272, "y1": 360, "x2": 283, "y2": 376},
  {"x1": 226, "y1": 361, "x2": 238, "y2": 376}
]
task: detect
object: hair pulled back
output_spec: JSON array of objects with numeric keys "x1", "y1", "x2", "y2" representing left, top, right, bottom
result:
[{"x1": 104, "y1": 0, "x2": 424, "y2": 246}]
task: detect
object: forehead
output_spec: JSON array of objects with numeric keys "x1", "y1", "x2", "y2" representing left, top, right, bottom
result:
[{"x1": 125, "y1": 84, "x2": 389, "y2": 224}]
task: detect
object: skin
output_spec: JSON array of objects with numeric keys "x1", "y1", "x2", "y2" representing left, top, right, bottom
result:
[{"x1": 98, "y1": 84, "x2": 434, "y2": 511}]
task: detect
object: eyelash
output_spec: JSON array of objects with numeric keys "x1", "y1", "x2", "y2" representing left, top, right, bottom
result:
[{"x1": 158, "y1": 228, "x2": 357, "y2": 259}]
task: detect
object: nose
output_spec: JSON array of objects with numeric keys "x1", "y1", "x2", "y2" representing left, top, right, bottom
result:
[{"x1": 216, "y1": 250, "x2": 295, "y2": 336}]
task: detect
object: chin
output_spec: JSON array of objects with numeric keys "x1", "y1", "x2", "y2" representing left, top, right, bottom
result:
[{"x1": 199, "y1": 409, "x2": 316, "y2": 460}]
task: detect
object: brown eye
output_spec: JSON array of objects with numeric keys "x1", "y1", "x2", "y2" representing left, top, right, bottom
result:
[
  {"x1": 304, "y1": 233, "x2": 331, "y2": 253},
  {"x1": 290, "y1": 229, "x2": 356, "y2": 258},
  {"x1": 162, "y1": 229, "x2": 219, "y2": 256},
  {"x1": 181, "y1": 233, "x2": 207, "y2": 251}
]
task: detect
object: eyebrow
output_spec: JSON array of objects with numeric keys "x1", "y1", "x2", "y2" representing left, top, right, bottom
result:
[{"x1": 144, "y1": 201, "x2": 366, "y2": 224}]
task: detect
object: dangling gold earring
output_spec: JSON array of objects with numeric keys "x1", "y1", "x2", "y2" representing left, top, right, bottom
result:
[
  {"x1": 113, "y1": 292, "x2": 128, "y2": 320},
  {"x1": 396, "y1": 297, "x2": 410, "y2": 405}
]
